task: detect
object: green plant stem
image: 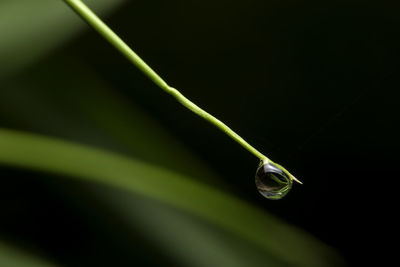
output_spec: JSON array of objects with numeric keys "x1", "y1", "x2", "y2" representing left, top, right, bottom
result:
[{"x1": 62, "y1": 0, "x2": 302, "y2": 184}]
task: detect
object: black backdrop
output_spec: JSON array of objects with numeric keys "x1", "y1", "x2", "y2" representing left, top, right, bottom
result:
[{"x1": 1, "y1": 0, "x2": 399, "y2": 266}]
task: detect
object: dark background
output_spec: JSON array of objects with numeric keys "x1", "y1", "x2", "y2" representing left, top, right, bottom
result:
[{"x1": 1, "y1": 0, "x2": 399, "y2": 266}]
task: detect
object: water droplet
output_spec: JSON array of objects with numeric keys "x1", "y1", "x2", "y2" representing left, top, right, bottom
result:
[{"x1": 255, "y1": 161, "x2": 292, "y2": 200}]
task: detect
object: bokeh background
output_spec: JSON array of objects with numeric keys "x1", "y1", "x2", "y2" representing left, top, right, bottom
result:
[{"x1": 1, "y1": 0, "x2": 399, "y2": 266}]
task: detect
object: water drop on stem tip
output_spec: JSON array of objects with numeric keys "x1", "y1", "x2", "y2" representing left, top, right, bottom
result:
[{"x1": 255, "y1": 161, "x2": 293, "y2": 200}]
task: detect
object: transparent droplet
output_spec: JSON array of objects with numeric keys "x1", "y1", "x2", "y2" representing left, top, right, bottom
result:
[{"x1": 255, "y1": 161, "x2": 292, "y2": 200}]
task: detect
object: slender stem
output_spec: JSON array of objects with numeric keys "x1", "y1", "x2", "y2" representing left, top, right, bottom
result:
[
  {"x1": 63, "y1": 0, "x2": 267, "y2": 161},
  {"x1": 62, "y1": 0, "x2": 302, "y2": 183}
]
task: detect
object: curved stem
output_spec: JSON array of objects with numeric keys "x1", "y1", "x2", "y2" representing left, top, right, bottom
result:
[
  {"x1": 63, "y1": 0, "x2": 267, "y2": 161},
  {"x1": 62, "y1": 0, "x2": 301, "y2": 183}
]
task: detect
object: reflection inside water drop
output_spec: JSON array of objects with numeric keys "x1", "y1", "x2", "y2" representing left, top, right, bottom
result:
[{"x1": 255, "y1": 161, "x2": 292, "y2": 200}]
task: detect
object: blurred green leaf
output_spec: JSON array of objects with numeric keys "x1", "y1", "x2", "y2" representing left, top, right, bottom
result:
[
  {"x1": 0, "y1": 48, "x2": 243, "y2": 266},
  {"x1": 0, "y1": 0, "x2": 125, "y2": 80},
  {"x1": 0, "y1": 241, "x2": 56, "y2": 267},
  {"x1": 0, "y1": 53, "x2": 271, "y2": 266},
  {"x1": 0, "y1": 128, "x2": 343, "y2": 266}
]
